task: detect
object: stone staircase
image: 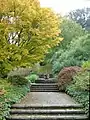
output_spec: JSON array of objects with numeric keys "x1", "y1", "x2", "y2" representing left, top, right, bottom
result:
[
  {"x1": 6, "y1": 104, "x2": 88, "y2": 120},
  {"x1": 6, "y1": 78, "x2": 89, "y2": 120},
  {"x1": 30, "y1": 78, "x2": 60, "y2": 92},
  {"x1": 30, "y1": 83, "x2": 59, "y2": 92}
]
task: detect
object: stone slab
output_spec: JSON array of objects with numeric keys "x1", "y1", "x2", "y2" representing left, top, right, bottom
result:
[{"x1": 16, "y1": 92, "x2": 77, "y2": 105}]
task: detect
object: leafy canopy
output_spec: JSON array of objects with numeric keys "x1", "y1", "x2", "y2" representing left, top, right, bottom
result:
[
  {"x1": 0, "y1": 0, "x2": 62, "y2": 77},
  {"x1": 67, "y1": 8, "x2": 90, "y2": 31},
  {"x1": 43, "y1": 18, "x2": 85, "y2": 68}
]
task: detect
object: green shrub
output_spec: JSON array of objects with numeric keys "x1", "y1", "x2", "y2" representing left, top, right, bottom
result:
[
  {"x1": 8, "y1": 75, "x2": 28, "y2": 85},
  {"x1": 82, "y1": 61, "x2": 90, "y2": 69},
  {"x1": 0, "y1": 78, "x2": 30, "y2": 120},
  {"x1": 51, "y1": 34, "x2": 90, "y2": 74},
  {"x1": 73, "y1": 70, "x2": 90, "y2": 91},
  {"x1": 8, "y1": 67, "x2": 32, "y2": 77},
  {"x1": 66, "y1": 85, "x2": 89, "y2": 114},
  {"x1": 66, "y1": 67, "x2": 90, "y2": 114},
  {"x1": 26, "y1": 74, "x2": 39, "y2": 83}
]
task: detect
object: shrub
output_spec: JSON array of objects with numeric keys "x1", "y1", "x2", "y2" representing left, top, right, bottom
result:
[
  {"x1": 66, "y1": 85, "x2": 89, "y2": 115},
  {"x1": 82, "y1": 61, "x2": 90, "y2": 70},
  {"x1": 51, "y1": 34, "x2": 90, "y2": 74},
  {"x1": 66, "y1": 64, "x2": 90, "y2": 115},
  {"x1": 73, "y1": 70, "x2": 90, "y2": 91},
  {"x1": 26, "y1": 74, "x2": 39, "y2": 83},
  {"x1": 8, "y1": 75, "x2": 28, "y2": 85},
  {"x1": 8, "y1": 67, "x2": 32, "y2": 77},
  {"x1": 58, "y1": 66, "x2": 81, "y2": 90},
  {"x1": 0, "y1": 78, "x2": 30, "y2": 120}
]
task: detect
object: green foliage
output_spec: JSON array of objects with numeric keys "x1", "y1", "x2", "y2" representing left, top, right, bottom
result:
[
  {"x1": 73, "y1": 71, "x2": 90, "y2": 91},
  {"x1": 82, "y1": 61, "x2": 90, "y2": 69},
  {"x1": 0, "y1": 61, "x2": 13, "y2": 78},
  {"x1": 8, "y1": 75, "x2": 28, "y2": 85},
  {"x1": 52, "y1": 34, "x2": 90, "y2": 73},
  {"x1": 26, "y1": 74, "x2": 39, "y2": 83},
  {"x1": 8, "y1": 68, "x2": 31, "y2": 77},
  {"x1": 66, "y1": 65, "x2": 90, "y2": 114},
  {"x1": 38, "y1": 64, "x2": 52, "y2": 75},
  {"x1": 60, "y1": 18, "x2": 85, "y2": 49},
  {"x1": 0, "y1": 78, "x2": 30, "y2": 120},
  {"x1": 44, "y1": 18, "x2": 86, "y2": 74},
  {"x1": 66, "y1": 85, "x2": 89, "y2": 114}
]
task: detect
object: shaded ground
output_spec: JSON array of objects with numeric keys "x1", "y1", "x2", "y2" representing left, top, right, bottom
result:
[{"x1": 16, "y1": 92, "x2": 77, "y2": 105}]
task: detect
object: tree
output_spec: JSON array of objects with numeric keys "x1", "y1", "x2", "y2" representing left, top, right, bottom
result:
[
  {"x1": 0, "y1": 0, "x2": 62, "y2": 77},
  {"x1": 67, "y1": 8, "x2": 90, "y2": 31},
  {"x1": 44, "y1": 18, "x2": 85, "y2": 65},
  {"x1": 52, "y1": 34, "x2": 90, "y2": 73},
  {"x1": 59, "y1": 18, "x2": 85, "y2": 49}
]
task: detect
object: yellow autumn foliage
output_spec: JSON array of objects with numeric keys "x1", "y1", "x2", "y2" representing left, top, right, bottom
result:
[{"x1": 0, "y1": 0, "x2": 63, "y2": 76}]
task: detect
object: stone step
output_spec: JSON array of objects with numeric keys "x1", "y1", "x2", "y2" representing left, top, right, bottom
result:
[
  {"x1": 10, "y1": 109, "x2": 85, "y2": 115},
  {"x1": 30, "y1": 87, "x2": 58, "y2": 90},
  {"x1": 36, "y1": 79, "x2": 56, "y2": 83},
  {"x1": 31, "y1": 87, "x2": 59, "y2": 89},
  {"x1": 6, "y1": 114, "x2": 88, "y2": 120},
  {"x1": 30, "y1": 90, "x2": 59, "y2": 92},
  {"x1": 30, "y1": 83, "x2": 58, "y2": 86},
  {"x1": 7, "y1": 104, "x2": 88, "y2": 120},
  {"x1": 31, "y1": 87, "x2": 58, "y2": 89},
  {"x1": 30, "y1": 88, "x2": 59, "y2": 90},
  {"x1": 31, "y1": 86, "x2": 58, "y2": 88},
  {"x1": 31, "y1": 88, "x2": 59, "y2": 91},
  {"x1": 11, "y1": 104, "x2": 83, "y2": 109},
  {"x1": 30, "y1": 89, "x2": 59, "y2": 91}
]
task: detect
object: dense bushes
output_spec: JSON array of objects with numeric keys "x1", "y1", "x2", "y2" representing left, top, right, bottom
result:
[
  {"x1": 72, "y1": 70, "x2": 89, "y2": 91},
  {"x1": 0, "y1": 78, "x2": 30, "y2": 120},
  {"x1": 52, "y1": 34, "x2": 90, "y2": 73},
  {"x1": 8, "y1": 75, "x2": 29, "y2": 85},
  {"x1": 26, "y1": 74, "x2": 39, "y2": 83},
  {"x1": 66, "y1": 86, "x2": 89, "y2": 114},
  {"x1": 58, "y1": 66, "x2": 81, "y2": 90},
  {"x1": 8, "y1": 68, "x2": 32, "y2": 77},
  {"x1": 44, "y1": 18, "x2": 88, "y2": 74},
  {"x1": 66, "y1": 62, "x2": 90, "y2": 114}
]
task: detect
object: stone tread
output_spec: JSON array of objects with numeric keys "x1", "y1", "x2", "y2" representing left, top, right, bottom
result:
[
  {"x1": 31, "y1": 86, "x2": 58, "y2": 88},
  {"x1": 30, "y1": 90, "x2": 59, "y2": 92},
  {"x1": 11, "y1": 104, "x2": 83, "y2": 108},
  {"x1": 30, "y1": 83, "x2": 58, "y2": 86},
  {"x1": 31, "y1": 86, "x2": 58, "y2": 89},
  {"x1": 10, "y1": 109, "x2": 85, "y2": 114},
  {"x1": 7, "y1": 115, "x2": 88, "y2": 120}
]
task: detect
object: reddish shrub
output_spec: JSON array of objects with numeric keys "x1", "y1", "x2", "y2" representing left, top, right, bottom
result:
[{"x1": 58, "y1": 66, "x2": 81, "y2": 90}]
